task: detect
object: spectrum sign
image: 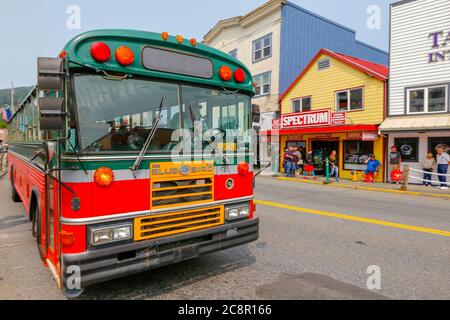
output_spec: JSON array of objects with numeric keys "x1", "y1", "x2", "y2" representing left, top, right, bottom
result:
[{"x1": 281, "y1": 109, "x2": 331, "y2": 129}]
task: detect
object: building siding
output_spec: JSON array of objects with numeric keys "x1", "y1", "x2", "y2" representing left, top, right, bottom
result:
[
  {"x1": 281, "y1": 53, "x2": 386, "y2": 125},
  {"x1": 280, "y1": 1, "x2": 389, "y2": 94},
  {"x1": 389, "y1": 0, "x2": 450, "y2": 116}
]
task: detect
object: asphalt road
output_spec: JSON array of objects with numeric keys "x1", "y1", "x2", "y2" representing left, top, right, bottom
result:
[{"x1": 0, "y1": 174, "x2": 449, "y2": 300}]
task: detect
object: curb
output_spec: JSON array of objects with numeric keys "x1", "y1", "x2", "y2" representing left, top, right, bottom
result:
[{"x1": 275, "y1": 177, "x2": 450, "y2": 200}]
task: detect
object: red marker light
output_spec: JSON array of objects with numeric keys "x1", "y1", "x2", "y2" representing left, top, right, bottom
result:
[
  {"x1": 115, "y1": 46, "x2": 134, "y2": 66},
  {"x1": 90, "y1": 42, "x2": 111, "y2": 63},
  {"x1": 190, "y1": 38, "x2": 197, "y2": 47},
  {"x1": 59, "y1": 50, "x2": 68, "y2": 59},
  {"x1": 234, "y1": 68, "x2": 245, "y2": 83},
  {"x1": 237, "y1": 162, "x2": 250, "y2": 176},
  {"x1": 219, "y1": 66, "x2": 233, "y2": 81}
]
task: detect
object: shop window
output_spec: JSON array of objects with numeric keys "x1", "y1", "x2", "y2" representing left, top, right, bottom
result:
[
  {"x1": 254, "y1": 72, "x2": 271, "y2": 97},
  {"x1": 407, "y1": 85, "x2": 447, "y2": 114},
  {"x1": 291, "y1": 97, "x2": 311, "y2": 113},
  {"x1": 429, "y1": 137, "x2": 450, "y2": 157},
  {"x1": 253, "y1": 34, "x2": 272, "y2": 63},
  {"x1": 395, "y1": 138, "x2": 419, "y2": 162},
  {"x1": 336, "y1": 88, "x2": 363, "y2": 112},
  {"x1": 344, "y1": 140, "x2": 374, "y2": 171}
]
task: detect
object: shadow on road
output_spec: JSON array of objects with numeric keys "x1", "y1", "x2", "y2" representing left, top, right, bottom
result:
[{"x1": 79, "y1": 245, "x2": 256, "y2": 300}]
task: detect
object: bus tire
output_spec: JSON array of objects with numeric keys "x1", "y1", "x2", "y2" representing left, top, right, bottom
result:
[
  {"x1": 35, "y1": 205, "x2": 44, "y2": 261},
  {"x1": 10, "y1": 170, "x2": 21, "y2": 203},
  {"x1": 62, "y1": 286, "x2": 85, "y2": 300}
]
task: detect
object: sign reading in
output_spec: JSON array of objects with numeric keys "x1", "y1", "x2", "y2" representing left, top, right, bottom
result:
[{"x1": 282, "y1": 109, "x2": 331, "y2": 129}]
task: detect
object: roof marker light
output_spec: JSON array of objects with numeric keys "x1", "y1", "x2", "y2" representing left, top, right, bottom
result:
[
  {"x1": 176, "y1": 35, "x2": 183, "y2": 44},
  {"x1": 234, "y1": 68, "x2": 245, "y2": 83},
  {"x1": 59, "y1": 50, "x2": 68, "y2": 59},
  {"x1": 219, "y1": 66, "x2": 233, "y2": 81},
  {"x1": 115, "y1": 46, "x2": 134, "y2": 66},
  {"x1": 162, "y1": 32, "x2": 169, "y2": 41},
  {"x1": 90, "y1": 42, "x2": 111, "y2": 63},
  {"x1": 190, "y1": 38, "x2": 197, "y2": 47}
]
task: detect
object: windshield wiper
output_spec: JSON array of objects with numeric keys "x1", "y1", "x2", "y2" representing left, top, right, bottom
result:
[
  {"x1": 130, "y1": 97, "x2": 164, "y2": 173},
  {"x1": 188, "y1": 105, "x2": 230, "y2": 165}
]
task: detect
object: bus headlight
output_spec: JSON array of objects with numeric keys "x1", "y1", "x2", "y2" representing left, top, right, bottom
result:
[
  {"x1": 91, "y1": 224, "x2": 132, "y2": 246},
  {"x1": 225, "y1": 204, "x2": 250, "y2": 221}
]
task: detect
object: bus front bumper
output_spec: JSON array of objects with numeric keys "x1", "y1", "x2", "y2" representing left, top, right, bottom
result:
[{"x1": 62, "y1": 217, "x2": 259, "y2": 288}]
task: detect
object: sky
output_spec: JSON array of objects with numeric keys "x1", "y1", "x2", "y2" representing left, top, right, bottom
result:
[{"x1": 0, "y1": 0, "x2": 396, "y2": 89}]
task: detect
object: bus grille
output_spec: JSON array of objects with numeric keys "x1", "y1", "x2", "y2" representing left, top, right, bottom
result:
[
  {"x1": 134, "y1": 206, "x2": 224, "y2": 241},
  {"x1": 151, "y1": 177, "x2": 214, "y2": 209}
]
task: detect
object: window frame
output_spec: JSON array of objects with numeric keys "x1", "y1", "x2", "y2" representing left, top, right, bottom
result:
[
  {"x1": 335, "y1": 87, "x2": 364, "y2": 112},
  {"x1": 406, "y1": 85, "x2": 448, "y2": 115},
  {"x1": 252, "y1": 33, "x2": 272, "y2": 63},
  {"x1": 291, "y1": 96, "x2": 312, "y2": 113},
  {"x1": 253, "y1": 71, "x2": 272, "y2": 97},
  {"x1": 343, "y1": 140, "x2": 375, "y2": 171}
]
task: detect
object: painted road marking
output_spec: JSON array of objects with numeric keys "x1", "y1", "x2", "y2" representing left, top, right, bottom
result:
[{"x1": 255, "y1": 199, "x2": 450, "y2": 238}]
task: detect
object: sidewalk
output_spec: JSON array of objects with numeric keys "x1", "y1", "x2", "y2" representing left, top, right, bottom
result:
[{"x1": 272, "y1": 175, "x2": 450, "y2": 200}]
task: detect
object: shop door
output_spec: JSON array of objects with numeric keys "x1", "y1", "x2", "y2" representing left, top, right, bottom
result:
[
  {"x1": 44, "y1": 142, "x2": 61, "y2": 277},
  {"x1": 311, "y1": 140, "x2": 339, "y2": 173}
]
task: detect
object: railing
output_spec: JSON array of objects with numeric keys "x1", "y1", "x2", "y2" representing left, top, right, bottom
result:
[{"x1": 401, "y1": 165, "x2": 450, "y2": 190}]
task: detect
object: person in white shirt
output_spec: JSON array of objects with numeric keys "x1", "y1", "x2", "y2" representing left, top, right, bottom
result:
[{"x1": 436, "y1": 146, "x2": 450, "y2": 190}]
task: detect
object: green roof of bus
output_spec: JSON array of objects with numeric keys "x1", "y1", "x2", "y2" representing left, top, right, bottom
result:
[{"x1": 63, "y1": 29, "x2": 255, "y2": 95}]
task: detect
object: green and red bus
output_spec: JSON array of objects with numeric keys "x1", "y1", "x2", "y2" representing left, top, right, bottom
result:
[{"x1": 7, "y1": 29, "x2": 259, "y2": 297}]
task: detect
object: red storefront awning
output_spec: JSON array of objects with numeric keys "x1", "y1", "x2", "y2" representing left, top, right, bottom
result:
[{"x1": 262, "y1": 124, "x2": 379, "y2": 136}]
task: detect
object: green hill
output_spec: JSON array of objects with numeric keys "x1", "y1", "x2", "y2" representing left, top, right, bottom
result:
[{"x1": 0, "y1": 86, "x2": 33, "y2": 107}]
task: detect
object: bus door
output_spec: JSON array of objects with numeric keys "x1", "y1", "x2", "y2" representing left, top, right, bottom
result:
[{"x1": 44, "y1": 141, "x2": 61, "y2": 278}]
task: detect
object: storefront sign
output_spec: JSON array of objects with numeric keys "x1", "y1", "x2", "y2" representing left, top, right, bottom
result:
[
  {"x1": 347, "y1": 132, "x2": 362, "y2": 139},
  {"x1": 272, "y1": 118, "x2": 281, "y2": 130},
  {"x1": 332, "y1": 112, "x2": 346, "y2": 125},
  {"x1": 428, "y1": 30, "x2": 450, "y2": 63},
  {"x1": 362, "y1": 132, "x2": 379, "y2": 141},
  {"x1": 281, "y1": 109, "x2": 331, "y2": 129}
]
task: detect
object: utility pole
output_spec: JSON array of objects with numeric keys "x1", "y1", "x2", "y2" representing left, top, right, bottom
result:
[{"x1": 10, "y1": 81, "x2": 15, "y2": 110}]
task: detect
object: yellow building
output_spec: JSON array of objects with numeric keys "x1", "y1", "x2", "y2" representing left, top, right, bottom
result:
[{"x1": 273, "y1": 49, "x2": 388, "y2": 182}]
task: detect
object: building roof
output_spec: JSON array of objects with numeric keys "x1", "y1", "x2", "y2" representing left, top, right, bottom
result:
[
  {"x1": 279, "y1": 48, "x2": 389, "y2": 102},
  {"x1": 203, "y1": 0, "x2": 284, "y2": 43},
  {"x1": 380, "y1": 115, "x2": 450, "y2": 132}
]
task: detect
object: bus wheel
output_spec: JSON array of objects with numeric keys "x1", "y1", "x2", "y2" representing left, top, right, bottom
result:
[
  {"x1": 62, "y1": 286, "x2": 85, "y2": 299},
  {"x1": 35, "y1": 206, "x2": 44, "y2": 261},
  {"x1": 10, "y1": 171, "x2": 21, "y2": 203}
]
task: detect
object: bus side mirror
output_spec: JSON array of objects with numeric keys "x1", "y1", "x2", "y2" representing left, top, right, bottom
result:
[
  {"x1": 33, "y1": 141, "x2": 57, "y2": 166},
  {"x1": 37, "y1": 57, "x2": 66, "y2": 131},
  {"x1": 252, "y1": 104, "x2": 260, "y2": 124}
]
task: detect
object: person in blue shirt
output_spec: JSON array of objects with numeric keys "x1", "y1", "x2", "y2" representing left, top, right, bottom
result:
[{"x1": 363, "y1": 154, "x2": 382, "y2": 182}]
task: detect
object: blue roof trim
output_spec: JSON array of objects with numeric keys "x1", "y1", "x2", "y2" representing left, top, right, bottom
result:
[
  {"x1": 355, "y1": 40, "x2": 389, "y2": 55},
  {"x1": 285, "y1": 1, "x2": 356, "y2": 34}
]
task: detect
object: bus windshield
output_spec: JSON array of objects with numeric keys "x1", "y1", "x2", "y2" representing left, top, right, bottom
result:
[{"x1": 73, "y1": 74, "x2": 252, "y2": 154}]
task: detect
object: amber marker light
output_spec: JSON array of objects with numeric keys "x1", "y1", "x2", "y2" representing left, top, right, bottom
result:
[
  {"x1": 219, "y1": 66, "x2": 233, "y2": 81},
  {"x1": 94, "y1": 167, "x2": 115, "y2": 187},
  {"x1": 115, "y1": 46, "x2": 134, "y2": 66},
  {"x1": 176, "y1": 35, "x2": 184, "y2": 44},
  {"x1": 162, "y1": 32, "x2": 169, "y2": 41}
]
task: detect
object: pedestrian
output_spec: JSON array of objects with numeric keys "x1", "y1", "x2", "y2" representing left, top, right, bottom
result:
[
  {"x1": 363, "y1": 154, "x2": 382, "y2": 183},
  {"x1": 436, "y1": 146, "x2": 450, "y2": 190},
  {"x1": 283, "y1": 146, "x2": 296, "y2": 177},
  {"x1": 293, "y1": 147, "x2": 303, "y2": 175},
  {"x1": 303, "y1": 150, "x2": 316, "y2": 179},
  {"x1": 389, "y1": 145, "x2": 402, "y2": 183},
  {"x1": 328, "y1": 150, "x2": 339, "y2": 182},
  {"x1": 421, "y1": 152, "x2": 436, "y2": 187}
]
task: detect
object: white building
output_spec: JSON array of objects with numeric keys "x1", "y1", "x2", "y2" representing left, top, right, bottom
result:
[
  {"x1": 203, "y1": 0, "x2": 388, "y2": 170},
  {"x1": 380, "y1": 0, "x2": 450, "y2": 183}
]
